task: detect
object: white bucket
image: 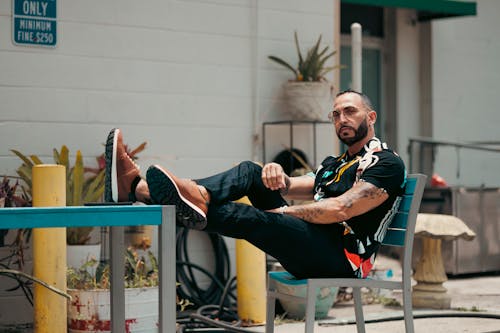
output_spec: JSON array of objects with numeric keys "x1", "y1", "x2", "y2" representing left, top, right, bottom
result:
[{"x1": 67, "y1": 287, "x2": 158, "y2": 333}]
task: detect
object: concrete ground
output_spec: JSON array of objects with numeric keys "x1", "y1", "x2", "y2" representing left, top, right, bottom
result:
[
  {"x1": 1, "y1": 257, "x2": 498, "y2": 332},
  {"x1": 250, "y1": 256, "x2": 500, "y2": 333}
]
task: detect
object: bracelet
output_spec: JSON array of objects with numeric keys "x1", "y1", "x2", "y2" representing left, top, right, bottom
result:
[{"x1": 279, "y1": 205, "x2": 288, "y2": 215}]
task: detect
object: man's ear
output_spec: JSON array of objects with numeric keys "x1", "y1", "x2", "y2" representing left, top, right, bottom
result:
[{"x1": 368, "y1": 110, "x2": 377, "y2": 125}]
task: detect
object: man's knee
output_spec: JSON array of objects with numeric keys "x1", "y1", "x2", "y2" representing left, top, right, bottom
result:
[{"x1": 238, "y1": 160, "x2": 262, "y2": 174}]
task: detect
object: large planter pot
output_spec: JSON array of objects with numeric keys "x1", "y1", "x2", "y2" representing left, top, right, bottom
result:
[
  {"x1": 67, "y1": 244, "x2": 101, "y2": 276},
  {"x1": 270, "y1": 271, "x2": 338, "y2": 319},
  {"x1": 67, "y1": 287, "x2": 158, "y2": 333},
  {"x1": 283, "y1": 81, "x2": 334, "y2": 121}
]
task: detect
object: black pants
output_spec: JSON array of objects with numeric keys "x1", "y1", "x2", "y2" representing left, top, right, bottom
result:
[{"x1": 195, "y1": 161, "x2": 354, "y2": 279}]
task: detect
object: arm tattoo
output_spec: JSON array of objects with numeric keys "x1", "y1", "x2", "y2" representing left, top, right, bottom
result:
[
  {"x1": 338, "y1": 182, "x2": 386, "y2": 208},
  {"x1": 292, "y1": 206, "x2": 323, "y2": 221},
  {"x1": 285, "y1": 181, "x2": 387, "y2": 224}
]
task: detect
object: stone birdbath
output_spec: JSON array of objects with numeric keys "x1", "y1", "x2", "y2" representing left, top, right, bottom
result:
[{"x1": 412, "y1": 213, "x2": 476, "y2": 309}]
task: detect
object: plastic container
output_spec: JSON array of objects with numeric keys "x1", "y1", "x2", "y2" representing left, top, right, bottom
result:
[{"x1": 269, "y1": 271, "x2": 338, "y2": 319}]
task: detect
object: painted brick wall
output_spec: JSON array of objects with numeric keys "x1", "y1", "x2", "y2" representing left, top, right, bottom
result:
[
  {"x1": 0, "y1": 0, "x2": 335, "y2": 325},
  {"x1": 0, "y1": 0, "x2": 335, "y2": 179}
]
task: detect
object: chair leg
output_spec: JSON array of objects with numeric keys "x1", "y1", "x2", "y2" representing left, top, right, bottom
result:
[
  {"x1": 304, "y1": 283, "x2": 316, "y2": 333},
  {"x1": 402, "y1": 284, "x2": 415, "y2": 333},
  {"x1": 352, "y1": 287, "x2": 366, "y2": 333},
  {"x1": 265, "y1": 293, "x2": 276, "y2": 333}
]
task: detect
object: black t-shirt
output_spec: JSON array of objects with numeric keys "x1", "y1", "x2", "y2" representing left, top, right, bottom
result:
[{"x1": 313, "y1": 137, "x2": 406, "y2": 277}]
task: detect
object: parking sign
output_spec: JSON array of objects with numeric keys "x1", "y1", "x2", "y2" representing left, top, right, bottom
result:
[{"x1": 12, "y1": 0, "x2": 57, "y2": 47}]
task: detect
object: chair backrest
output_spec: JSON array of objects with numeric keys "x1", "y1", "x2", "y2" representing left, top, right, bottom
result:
[{"x1": 381, "y1": 173, "x2": 427, "y2": 249}]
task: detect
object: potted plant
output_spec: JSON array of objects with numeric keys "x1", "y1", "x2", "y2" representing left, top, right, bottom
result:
[
  {"x1": 66, "y1": 248, "x2": 171, "y2": 333},
  {"x1": 268, "y1": 31, "x2": 342, "y2": 121},
  {"x1": 12, "y1": 146, "x2": 105, "y2": 273},
  {"x1": 12, "y1": 140, "x2": 149, "y2": 270}
]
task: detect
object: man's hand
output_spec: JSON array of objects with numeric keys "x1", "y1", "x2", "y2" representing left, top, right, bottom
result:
[{"x1": 261, "y1": 162, "x2": 290, "y2": 192}]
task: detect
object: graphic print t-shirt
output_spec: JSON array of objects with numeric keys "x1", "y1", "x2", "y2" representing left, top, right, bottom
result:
[{"x1": 313, "y1": 138, "x2": 406, "y2": 278}]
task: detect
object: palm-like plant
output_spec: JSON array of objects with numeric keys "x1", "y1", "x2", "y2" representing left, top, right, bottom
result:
[
  {"x1": 11, "y1": 146, "x2": 105, "y2": 245},
  {"x1": 268, "y1": 31, "x2": 341, "y2": 82}
]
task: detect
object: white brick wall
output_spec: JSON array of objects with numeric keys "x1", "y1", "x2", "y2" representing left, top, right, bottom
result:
[
  {"x1": 0, "y1": 0, "x2": 335, "y2": 324},
  {"x1": 0, "y1": 0, "x2": 335, "y2": 179}
]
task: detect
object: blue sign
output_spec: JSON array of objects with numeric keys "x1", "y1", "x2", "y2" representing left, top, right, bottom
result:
[{"x1": 12, "y1": 0, "x2": 57, "y2": 47}]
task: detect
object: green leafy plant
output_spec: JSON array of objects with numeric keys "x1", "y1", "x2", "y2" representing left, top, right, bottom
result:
[
  {"x1": 67, "y1": 247, "x2": 193, "y2": 311},
  {"x1": 268, "y1": 31, "x2": 342, "y2": 82},
  {"x1": 11, "y1": 140, "x2": 147, "y2": 245},
  {"x1": 11, "y1": 146, "x2": 105, "y2": 245},
  {"x1": 67, "y1": 247, "x2": 158, "y2": 290}
]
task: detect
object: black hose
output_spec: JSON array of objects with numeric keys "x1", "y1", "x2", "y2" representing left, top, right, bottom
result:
[
  {"x1": 189, "y1": 313, "x2": 260, "y2": 333},
  {"x1": 326, "y1": 311, "x2": 500, "y2": 326},
  {"x1": 176, "y1": 228, "x2": 234, "y2": 306},
  {"x1": 176, "y1": 228, "x2": 247, "y2": 332}
]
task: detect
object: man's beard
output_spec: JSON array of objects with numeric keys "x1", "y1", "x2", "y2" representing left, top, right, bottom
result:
[{"x1": 337, "y1": 118, "x2": 369, "y2": 146}]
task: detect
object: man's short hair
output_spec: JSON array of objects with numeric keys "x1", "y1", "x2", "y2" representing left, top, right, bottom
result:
[{"x1": 336, "y1": 89, "x2": 374, "y2": 111}]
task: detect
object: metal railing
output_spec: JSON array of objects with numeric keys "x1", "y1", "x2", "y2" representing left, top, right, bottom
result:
[{"x1": 407, "y1": 137, "x2": 500, "y2": 177}]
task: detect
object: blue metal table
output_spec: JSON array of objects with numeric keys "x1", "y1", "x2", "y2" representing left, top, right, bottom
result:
[{"x1": 0, "y1": 205, "x2": 176, "y2": 333}]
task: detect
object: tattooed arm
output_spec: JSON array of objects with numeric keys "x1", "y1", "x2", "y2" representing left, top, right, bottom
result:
[{"x1": 269, "y1": 181, "x2": 389, "y2": 224}]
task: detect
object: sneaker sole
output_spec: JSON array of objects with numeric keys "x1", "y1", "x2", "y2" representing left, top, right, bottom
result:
[
  {"x1": 105, "y1": 128, "x2": 119, "y2": 202},
  {"x1": 146, "y1": 165, "x2": 207, "y2": 230}
]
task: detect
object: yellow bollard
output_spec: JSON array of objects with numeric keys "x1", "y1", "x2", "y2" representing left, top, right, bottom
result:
[
  {"x1": 32, "y1": 165, "x2": 67, "y2": 333},
  {"x1": 235, "y1": 197, "x2": 266, "y2": 325}
]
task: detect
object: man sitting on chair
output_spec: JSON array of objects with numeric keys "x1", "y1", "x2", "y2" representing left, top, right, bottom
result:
[{"x1": 105, "y1": 89, "x2": 406, "y2": 279}]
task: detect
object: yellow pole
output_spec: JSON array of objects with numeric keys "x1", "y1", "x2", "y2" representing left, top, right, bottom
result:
[
  {"x1": 235, "y1": 197, "x2": 266, "y2": 325},
  {"x1": 32, "y1": 165, "x2": 66, "y2": 333}
]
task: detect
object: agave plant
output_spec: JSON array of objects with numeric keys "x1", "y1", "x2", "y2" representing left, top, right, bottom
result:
[
  {"x1": 11, "y1": 146, "x2": 105, "y2": 245},
  {"x1": 268, "y1": 31, "x2": 342, "y2": 82}
]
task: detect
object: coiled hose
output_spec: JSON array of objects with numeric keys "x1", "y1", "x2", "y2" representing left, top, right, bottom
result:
[{"x1": 175, "y1": 228, "x2": 257, "y2": 332}]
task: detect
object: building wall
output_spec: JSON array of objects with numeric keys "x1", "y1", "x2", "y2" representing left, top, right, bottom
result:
[
  {"x1": 0, "y1": 0, "x2": 335, "y2": 325},
  {"x1": 395, "y1": 9, "x2": 421, "y2": 164},
  {"x1": 432, "y1": 0, "x2": 500, "y2": 186},
  {"x1": 0, "y1": 0, "x2": 335, "y2": 179}
]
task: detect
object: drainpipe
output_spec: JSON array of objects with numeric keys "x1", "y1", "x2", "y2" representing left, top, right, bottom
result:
[
  {"x1": 251, "y1": 0, "x2": 261, "y2": 162},
  {"x1": 351, "y1": 23, "x2": 362, "y2": 92}
]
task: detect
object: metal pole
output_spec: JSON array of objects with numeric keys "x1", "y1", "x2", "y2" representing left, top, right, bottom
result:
[
  {"x1": 110, "y1": 226, "x2": 125, "y2": 333},
  {"x1": 351, "y1": 23, "x2": 362, "y2": 92},
  {"x1": 32, "y1": 165, "x2": 66, "y2": 333},
  {"x1": 235, "y1": 197, "x2": 266, "y2": 324},
  {"x1": 159, "y1": 205, "x2": 176, "y2": 332}
]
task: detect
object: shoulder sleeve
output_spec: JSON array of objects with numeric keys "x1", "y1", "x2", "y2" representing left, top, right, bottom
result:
[{"x1": 360, "y1": 150, "x2": 406, "y2": 196}]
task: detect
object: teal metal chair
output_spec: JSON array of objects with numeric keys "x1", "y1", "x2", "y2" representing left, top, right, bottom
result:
[{"x1": 266, "y1": 173, "x2": 427, "y2": 333}]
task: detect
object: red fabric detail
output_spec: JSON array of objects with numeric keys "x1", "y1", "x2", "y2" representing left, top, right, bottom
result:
[{"x1": 344, "y1": 249, "x2": 375, "y2": 278}]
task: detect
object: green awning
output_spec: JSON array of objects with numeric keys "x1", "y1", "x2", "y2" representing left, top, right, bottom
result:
[{"x1": 341, "y1": 0, "x2": 477, "y2": 20}]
